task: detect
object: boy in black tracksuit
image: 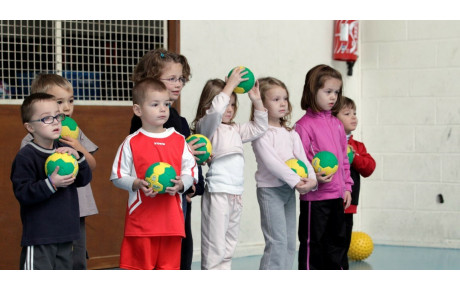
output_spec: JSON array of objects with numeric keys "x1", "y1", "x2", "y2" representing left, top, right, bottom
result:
[{"x1": 11, "y1": 93, "x2": 92, "y2": 270}]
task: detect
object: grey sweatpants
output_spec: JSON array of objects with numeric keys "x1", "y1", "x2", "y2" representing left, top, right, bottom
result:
[{"x1": 257, "y1": 184, "x2": 296, "y2": 270}]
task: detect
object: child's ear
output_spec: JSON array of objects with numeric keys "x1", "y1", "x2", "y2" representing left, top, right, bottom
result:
[
  {"x1": 133, "y1": 104, "x2": 142, "y2": 117},
  {"x1": 24, "y1": 122, "x2": 34, "y2": 134}
]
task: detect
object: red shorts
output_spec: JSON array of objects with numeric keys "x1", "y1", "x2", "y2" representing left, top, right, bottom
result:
[{"x1": 120, "y1": 236, "x2": 182, "y2": 270}]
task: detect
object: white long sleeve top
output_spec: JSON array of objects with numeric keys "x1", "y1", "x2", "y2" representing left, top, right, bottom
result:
[
  {"x1": 196, "y1": 92, "x2": 268, "y2": 194},
  {"x1": 252, "y1": 125, "x2": 316, "y2": 189}
]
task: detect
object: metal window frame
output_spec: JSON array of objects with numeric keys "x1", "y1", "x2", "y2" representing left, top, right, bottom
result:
[{"x1": 0, "y1": 20, "x2": 168, "y2": 106}]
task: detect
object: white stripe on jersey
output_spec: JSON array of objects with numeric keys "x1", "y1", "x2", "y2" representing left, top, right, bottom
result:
[{"x1": 128, "y1": 190, "x2": 142, "y2": 215}]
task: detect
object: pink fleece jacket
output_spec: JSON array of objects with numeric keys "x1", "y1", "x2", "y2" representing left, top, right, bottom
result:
[{"x1": 295, "y1": 108, "x2": 353, "y2": 201}]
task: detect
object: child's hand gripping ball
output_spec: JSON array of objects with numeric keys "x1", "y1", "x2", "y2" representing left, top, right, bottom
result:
[
  {"x1": 185, "y1": 134, "x2": 212, "y2": 164},
  {"x1": 60, "y1": 116, "x2": 79, "y2": 139},
  {"x1": 228, "y1": 66, "x2": 255, "y2": 94},
  {"x1": 45, "y1": 152, "x2": 79, "y2": 177},
  {"x1": 312, "y1": 151, "x2": 338, "y2": 176},
  {"x1": 347, "y1": 145, "x2": 354, "y2": 165},
  {"x1": 144, "y1": 162, "x2": 177, "y2": 194},
  {"x1": 285, "y1": 158, "x2": 308, "y2": 178}
]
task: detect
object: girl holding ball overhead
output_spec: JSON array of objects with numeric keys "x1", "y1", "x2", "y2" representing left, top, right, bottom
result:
[
  {"x1": 191, "y1": 67, "x2": 268, "y2": 270},
  {"x1": 294, "y1": 64, "x2": 353, "y2": 270}
]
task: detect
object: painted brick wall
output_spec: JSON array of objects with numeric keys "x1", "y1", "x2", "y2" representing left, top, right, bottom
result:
[{"x1": 359, "y1": 20, "x2": 460, "y2": 248}]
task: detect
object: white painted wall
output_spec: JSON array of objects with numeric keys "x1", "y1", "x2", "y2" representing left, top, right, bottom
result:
[
  {"x1": 359, "y1": 20, "x2": 460, "y2": 248},
  {"x1": 180, "y1": 20, "x2": 361, "y2": 261}
]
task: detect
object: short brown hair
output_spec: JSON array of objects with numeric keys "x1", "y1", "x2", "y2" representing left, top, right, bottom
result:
[
  {"x1": 21, "y1": 93, "x2": 56, "y2": 123},
  {"x1": 132, "y1": 78, "x2": 167, "y2": 105},
  {"x1": 332, "y1": 96, "x2": 356, "y2": 117},
  {"x1": 300, "y1": 64, "x2": 343, "y2": 113},
  {"x1": 131, "y1": 48, "x2": 191, "y2": 84},
  {"x1": 30, "y1": 74, "x2": 73, "y2": 94},
  {"x1": 341, "y1": 96, "x2": 356, "y2": 110}
]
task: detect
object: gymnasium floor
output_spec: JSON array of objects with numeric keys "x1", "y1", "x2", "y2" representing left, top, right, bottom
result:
[{"x1": 191, "y1": 244, "x2": 460, "y2": 270}]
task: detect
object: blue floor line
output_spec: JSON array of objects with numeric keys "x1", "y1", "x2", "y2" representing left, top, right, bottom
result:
[{"x1": 191, "y1": 245, "x2": 460, "y2": 270}]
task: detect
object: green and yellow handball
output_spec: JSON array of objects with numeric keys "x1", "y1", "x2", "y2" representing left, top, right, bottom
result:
[
  {"x1": 144, "y1": 162, "x2": 177, "y2": 194},
  {"x1": 45, "y1": 152, "x2": 79, "y2": 177},
  {"x1": 227, "y1": 66, "x2": 255, "y2": 94},
  {"x1": 60, "y1": 116, "x2": 79, "y2": 139},
  {"x1": 285, "y1": 158, "x2": 308, "y2": 178},
  {"x1": 348, "y1": 231, "x2": 374, "y2": 261},
  {"x1": 186, "y1": 134, "x2": 212, "y2": 164},
  {"x1": 312, "y1": 151, "x2": 338, "y2": 176},
  {"x1": 347, "y1": 145, "x2": 354, "y2": 165}
]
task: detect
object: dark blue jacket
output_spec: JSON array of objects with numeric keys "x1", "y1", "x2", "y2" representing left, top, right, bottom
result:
[{"x1": 11, "y1": 141, "x2": 92, "y2": 246}]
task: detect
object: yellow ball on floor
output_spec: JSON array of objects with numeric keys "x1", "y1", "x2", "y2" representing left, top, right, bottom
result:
[{"x1": 348, "y1": 231, "x2": 374, "y2": 261}]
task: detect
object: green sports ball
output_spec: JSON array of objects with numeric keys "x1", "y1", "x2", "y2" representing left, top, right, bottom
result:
[
  {"x1": 144, "y1": 162, "x2": 177, "y2": 194},
  {"x1": 45, "y1": 152, "x2": 79, "y2": 177},
  {"x1": 312, "y1": 151, "x2": 339, "y2": 176},
  {"x1": 285, "y1": 158, "x2": 308, "y2": 178},
  {"x1": 227, "y1": 66, "x2": 255, "y2": 94},
  {"x1": 347, "y1": 145, "x2": 354, "y2": 165},
  {"x1": 185, "y1": 134, "x2": 212, "y2": 164},
  {"x1": 60, "y1": 116, "x2": 79, "y2": 139}
]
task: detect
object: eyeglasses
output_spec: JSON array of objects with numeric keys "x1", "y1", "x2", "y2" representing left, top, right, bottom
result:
[
  {"x1": 160, "y1": 77, "x2": 187, "y2": 85},
  {"x1": 29, "y1": 113, "x2": 66, "y2": 124}
]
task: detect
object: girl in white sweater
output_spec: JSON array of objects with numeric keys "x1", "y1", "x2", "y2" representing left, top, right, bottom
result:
[
  {"x1": 251, "y1": 77, "x2": 317, "y2": 270},
  {"x1": 191, "y1": 67, "x2": 268, "y2": 270}
]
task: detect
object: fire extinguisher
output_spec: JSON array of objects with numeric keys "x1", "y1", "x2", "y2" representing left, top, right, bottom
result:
[{"x1": 333, "y1": 20, "x2": 359, "y2": 76}]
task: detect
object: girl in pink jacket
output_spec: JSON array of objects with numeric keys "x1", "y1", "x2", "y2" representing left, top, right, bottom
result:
[{"x1": 294, "y1": 64, "x2": 353, "y2": 270}]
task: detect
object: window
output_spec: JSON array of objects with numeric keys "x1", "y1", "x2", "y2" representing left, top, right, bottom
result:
[{"x1": 0, "y1": 20, "x2": 166, "y2": 104}]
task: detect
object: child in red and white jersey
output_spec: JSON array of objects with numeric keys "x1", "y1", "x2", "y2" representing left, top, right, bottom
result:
[{"x1": 110, "y1": 78, "x2": 198, "y2": 270}]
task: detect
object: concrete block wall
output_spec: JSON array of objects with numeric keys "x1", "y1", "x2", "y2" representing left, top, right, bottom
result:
[{"x1": 359, "y1": 20, "x2": 460, "y2": 248}]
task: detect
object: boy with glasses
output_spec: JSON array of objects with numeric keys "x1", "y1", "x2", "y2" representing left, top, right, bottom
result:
[
  {"x1": 20, "y1": 74, "x2": 99, "y2": 269},
  {"x1": 11, "y1": 93, "x2": 92, "y2": 270}
]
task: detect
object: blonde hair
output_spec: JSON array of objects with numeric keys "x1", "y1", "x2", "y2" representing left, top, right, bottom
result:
[
  {"x1": 30, "y1": 74, "x2": 73, "y2": 94},
  {"x1": 250, "y1": 77, "x2": 293, "y2": 130},
  {"x1": 131, "y1": 48, "x2": 191, "y2": 84},
  {"x1": 190, "y1": 79, "x2": 238, "y2": 133},
  {"x1": 300, "y1": 64, "x2": 343, "y2": 113},
  {"x1": 132, "y1": 78, "x2": 168, "y2": 105}
]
